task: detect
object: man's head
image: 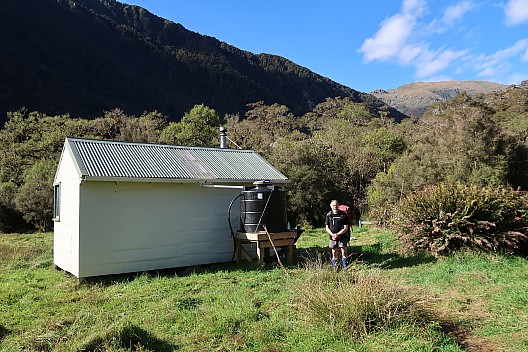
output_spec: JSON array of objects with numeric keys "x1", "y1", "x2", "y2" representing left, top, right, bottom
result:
[{"x1": 330, "y1": 200, "x2": 339, "y2": 213}]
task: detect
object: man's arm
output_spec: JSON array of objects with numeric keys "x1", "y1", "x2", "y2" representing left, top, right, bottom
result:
[
  {"x1": 326, "y1": 224, "x2": 338, "y2": 240},
  {"x1": 335, "y1": 224, "x2": 349, "y2": 237}
]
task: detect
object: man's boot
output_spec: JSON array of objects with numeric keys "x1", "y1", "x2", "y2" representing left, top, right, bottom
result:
[{"x1": 342, "y1": 257, "x2": 348, "y2": 270}]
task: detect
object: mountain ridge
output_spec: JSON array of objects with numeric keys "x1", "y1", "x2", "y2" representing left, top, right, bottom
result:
[
  {"x1": 0, "y1": 0, "x2": 405, "y2": 123},
  {"x1": 370, "y1": 80, "x2": 508, "y2": 118}
]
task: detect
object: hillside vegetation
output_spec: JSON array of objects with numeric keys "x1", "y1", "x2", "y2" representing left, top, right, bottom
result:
[
  {"x1": 0, "y1": 0, "x2": 403, "y2": 124},
  {"x1": 2, "y1": 84, "x2": 528, "y2": 258},
  {"x1": 371, "y1": 81, "x2": 507, "y2": 118},
  {"x1": 1, "y1": 228, "x2": 527, "y2": 351}
]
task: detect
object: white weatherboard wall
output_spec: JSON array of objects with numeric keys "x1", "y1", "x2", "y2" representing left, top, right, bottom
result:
[
  {"x1": 75, "y1": 181, "x2": 238, "y2": 278},
  {"x1": 53, "y1": 145, "x2": 81, "y2": 277}
]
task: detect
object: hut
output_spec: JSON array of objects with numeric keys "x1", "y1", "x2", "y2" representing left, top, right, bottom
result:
[{"x1": 53, "y1": 137, "x2": 288, "y2": 278}]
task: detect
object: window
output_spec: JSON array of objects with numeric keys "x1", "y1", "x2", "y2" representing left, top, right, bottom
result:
[{"x1": 53, "y1": 183, "x2": 60, "y2": 222}]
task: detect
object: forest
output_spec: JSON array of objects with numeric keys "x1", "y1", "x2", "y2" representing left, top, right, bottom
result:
[{"x1": 1, "y1": 83, "x2": 527, "y2": 257}]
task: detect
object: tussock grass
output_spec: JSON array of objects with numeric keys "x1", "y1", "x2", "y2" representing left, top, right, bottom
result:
[{"x1": 295, "y1": 259, "x2": 433, "y2": 339}]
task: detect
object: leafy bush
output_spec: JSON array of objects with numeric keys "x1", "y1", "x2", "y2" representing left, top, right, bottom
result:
[
  {"x1": 159, "y1": 104, "x2": 220, "y2": 147},
  {"x1": 14, "y1": 160, "x2": 56, "y2": 232},
  {"x1": 395, "y1": 183, "x2": 528, "y2": 257},
  {"x1": 0, "y1": 182, "x2": 27, "y2": 233}
]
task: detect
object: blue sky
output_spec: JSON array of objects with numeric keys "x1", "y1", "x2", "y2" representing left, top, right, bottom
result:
[{"x1": 124, "y1": 0, "x2": 528, "y2": 92}]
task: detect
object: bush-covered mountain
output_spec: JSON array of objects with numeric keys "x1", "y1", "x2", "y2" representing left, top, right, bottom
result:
[
  {"x1": 371, "y1": 81, "x2": 508, "y2": 118},
  {"x1": 0, "y1": 0, "x2": 404, "y2": 124}
]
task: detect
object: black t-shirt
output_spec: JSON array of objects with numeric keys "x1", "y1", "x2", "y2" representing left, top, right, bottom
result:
[{"x1": 325, "y1": 210, "x2": 349, "y2": 239}]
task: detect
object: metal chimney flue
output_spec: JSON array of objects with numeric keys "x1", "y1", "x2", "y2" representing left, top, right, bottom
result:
[{"x1": 220, "y1": 126, "x2": 227, "y2": 148}]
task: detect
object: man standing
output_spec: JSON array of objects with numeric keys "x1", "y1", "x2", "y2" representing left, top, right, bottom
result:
[{"x1": 325, "y1": 200, "x2": 350, "y2": 269}]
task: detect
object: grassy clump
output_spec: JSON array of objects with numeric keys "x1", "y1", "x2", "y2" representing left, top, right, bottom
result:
[
  {"x1": 294, "y1": 260, "x2": 432, "y2": 339},
  {"x1": 395, "y1": 183, "x2": 528, "y2": 257}
]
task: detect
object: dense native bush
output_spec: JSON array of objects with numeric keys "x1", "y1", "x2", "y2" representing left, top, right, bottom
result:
[
  {"x1": 395, "y1": 183, "x2": 528, "y2": 257},
  {"x1": 2, "y1": 85, "x2": 527, "y2": 233}
]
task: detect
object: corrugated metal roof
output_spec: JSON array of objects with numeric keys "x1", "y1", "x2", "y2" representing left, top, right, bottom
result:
[{"x1": 65, "y1": 138, "x2": 288, "y2": 183}]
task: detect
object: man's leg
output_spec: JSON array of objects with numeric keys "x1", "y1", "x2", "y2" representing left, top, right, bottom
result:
[
  {"x1": 331, "y1": 247, "x2": 338, "y2": 268},
  {"x1": 341, "y1": 246, "x2": 348, "y2": 269}
]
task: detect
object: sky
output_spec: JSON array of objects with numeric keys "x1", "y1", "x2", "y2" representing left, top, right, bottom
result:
[{"x1": 124, "y1": 0, "x2": 528, "y2": 93}]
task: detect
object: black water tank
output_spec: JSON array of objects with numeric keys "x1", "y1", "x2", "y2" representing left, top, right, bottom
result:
[{"x1": 240, "y1": 181, "x2": 287, "y2": 233}]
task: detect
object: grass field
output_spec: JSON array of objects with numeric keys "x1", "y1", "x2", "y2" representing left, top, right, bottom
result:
[{"x1": 0, "y1": 227, "x2": 526, "y2": 351}]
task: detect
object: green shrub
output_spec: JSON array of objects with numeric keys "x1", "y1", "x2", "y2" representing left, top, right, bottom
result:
[
  {"x1": 14, "y1": 159, "x2": 55, "y2": 232},
  {"x1": 395, "y1": 183, "x2": 528, "y2": 257},
  {"x1": 0, "y1": 182, "x2": 27, "y2": 233}
]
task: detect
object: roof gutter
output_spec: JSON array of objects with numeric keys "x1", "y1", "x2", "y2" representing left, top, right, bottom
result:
[{"x1": 80, "y1": 175, "x2": 290, "y2": 185}]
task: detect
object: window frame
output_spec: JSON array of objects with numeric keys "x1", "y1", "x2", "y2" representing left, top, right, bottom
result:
[{"x1": 53, "y1": 183, "x2": 60, "y2": 222}]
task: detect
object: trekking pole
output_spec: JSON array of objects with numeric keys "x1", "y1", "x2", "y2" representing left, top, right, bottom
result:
[{"x1": 264, "y1": 225, "x2": 289, "y2": 276}]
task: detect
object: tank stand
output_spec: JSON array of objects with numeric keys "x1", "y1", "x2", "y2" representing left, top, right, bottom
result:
[{"x1": 234, "y1": 231, "x2": 297, "y2": 265}]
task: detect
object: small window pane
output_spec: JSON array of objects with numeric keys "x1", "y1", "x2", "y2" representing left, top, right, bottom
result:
[{"x1": 53, "y1": 183, "x2": 60, "y2": 221}]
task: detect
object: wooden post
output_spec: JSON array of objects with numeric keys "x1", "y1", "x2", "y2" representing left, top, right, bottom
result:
[
  {"x1": 286, "y1": 244, "x2": 294, "y2": 265},
  {"x1": 235, "y1": 240, "x2": 241, "y2": 264}
]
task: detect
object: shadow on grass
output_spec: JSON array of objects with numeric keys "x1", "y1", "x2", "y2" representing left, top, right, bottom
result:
[
  {"x1": 297, "y1": 243, "x2": 436, "y2": 269},
  {"x1": 78, "y1": 260, "x2": 274, "y2": 286},
  {"x1": 76, "y1": 245, "x2": 436, "y2": 286},
  {"x1": 0, "y1": 324, "x2": 11, "y2": 340},
  {"x1": 74, "y1": 234, "x2": 437, "y2": 285},
  {"x1": 82, "y1": 324, "x2": 179, "y2": 351}
]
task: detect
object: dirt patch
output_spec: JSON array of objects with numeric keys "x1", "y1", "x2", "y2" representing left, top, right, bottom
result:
[{"x1": 440, "y1": 321, "x2": 499, "y2": 352}]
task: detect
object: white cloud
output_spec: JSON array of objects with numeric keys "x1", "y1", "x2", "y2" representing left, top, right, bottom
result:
[
  {"x1": 359, "y1": 0, "x2": 472, "y2": 80},
  {"x1": 478, "y1": 66, "x2": 497, "y2": 77},
  {"x1": 504, "y1": 72, "x2": 528, "y2": 85},
  {"x1": 402, "y1": 0, "x2": 427, "y2": 17},
  {"x1": 399, "y1": 44, "x2": 424, "y2": 64},
  {"x1": 474, "y1": 39, "x2": 528, "y2": 78},
  {"x1": 358, "y1": 0, "x2": 528, "y2": 86},
  {"x1": 442, "y1": 1, "x2": 475, "y2": 24},
  {"x1": 359, "y1": 0, "x2": 426, "y2": 62},
  {"x1": 360, "y1": 15, "x2": 416, "y2": 61},
  {"x1": 425, "y1": 1, "x2": 476, "y2": 35},
  {"x1": 505, "y1": 0, "x2": 528, "y2": 25},
  {"x1": 416, "y1": 48, "x2": 468, "y2": 77},
  {"x1": 481, "y1": 39, "x2": 528, "y2": 64}
]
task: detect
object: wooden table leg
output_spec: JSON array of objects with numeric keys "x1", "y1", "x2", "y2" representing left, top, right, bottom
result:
[
  {"x1": 257, "y1": 242, "x2": 265, "y2": 264},
  {"x1": 235, "y1": 239, "x2": 241, "y2": 264},
  {"x1": 286, "y1": 244, "x2": 293, "y2": 265}
]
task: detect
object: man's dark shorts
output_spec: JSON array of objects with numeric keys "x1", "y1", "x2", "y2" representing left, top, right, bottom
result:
[{"x1": 329, "y1": 238, "x2": 349, "y2": 248}]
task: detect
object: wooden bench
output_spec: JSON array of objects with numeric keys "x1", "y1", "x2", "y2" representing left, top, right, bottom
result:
[
  {"x1": 358, "y1": 220, "x2": 373, "y2": 228},
  {"x1": 234, "y1": 231, "x2": 297, "y2": 265}
]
